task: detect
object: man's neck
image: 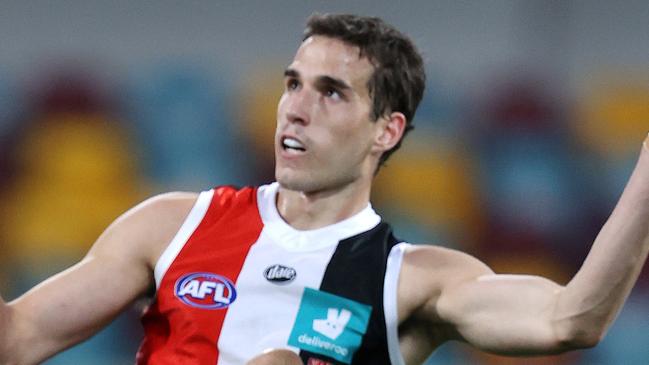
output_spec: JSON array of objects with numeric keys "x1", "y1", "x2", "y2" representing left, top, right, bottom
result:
[{"x1": 276, "y1": 178, "x2": 373, "y2": 230}]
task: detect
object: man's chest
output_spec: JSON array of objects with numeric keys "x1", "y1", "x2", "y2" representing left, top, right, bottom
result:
[{"x1": 157, "y1": 231, "x2": 382, "y2": 364}]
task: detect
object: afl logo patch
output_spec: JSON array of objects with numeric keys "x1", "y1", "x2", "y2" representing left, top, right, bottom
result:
[
  {"x1": 174, "y1": 272, "x2": 237, "y2": 309},
  {"x1": 264, "y1": 264, "x2": 297, "y2": 284}
]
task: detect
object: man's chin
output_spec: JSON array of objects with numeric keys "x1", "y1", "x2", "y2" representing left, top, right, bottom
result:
[
  {"x1": 276, "y1": 171, "x2": 320, "y2": 193},
  {"x1": 276, "y1": 176, "x2": 309, "y2": 192}
]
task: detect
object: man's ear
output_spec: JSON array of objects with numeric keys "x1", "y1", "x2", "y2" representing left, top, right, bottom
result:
[{"x1": 373, "y1": 112, "x2": 406, "y2": 153}]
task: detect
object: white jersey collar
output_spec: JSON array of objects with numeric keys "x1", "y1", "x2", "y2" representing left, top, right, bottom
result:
[{"x1": 257, "y1": 182, "x2": 381, "y2": 251}]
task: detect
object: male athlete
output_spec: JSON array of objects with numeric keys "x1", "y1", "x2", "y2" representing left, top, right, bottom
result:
[{"x1": 1, "y1": 13, "x2": 649, "y2": 365}]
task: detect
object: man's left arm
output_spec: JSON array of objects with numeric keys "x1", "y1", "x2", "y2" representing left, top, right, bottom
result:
[
  {"x1": 417, "y1": 135, "x2": 649, "y2": 355},
  {"x1": 551, "y1": 136, "x2": 649, "y2": 346}
]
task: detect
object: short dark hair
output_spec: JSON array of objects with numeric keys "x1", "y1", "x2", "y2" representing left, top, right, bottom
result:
[{"x1": 304, "y1": 13, "x2": 426, "y2": 166}]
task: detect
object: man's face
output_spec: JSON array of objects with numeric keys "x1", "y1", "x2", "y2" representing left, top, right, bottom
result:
[{"x1": 275, "y1": 36, "x2": 381, "y2": 193}]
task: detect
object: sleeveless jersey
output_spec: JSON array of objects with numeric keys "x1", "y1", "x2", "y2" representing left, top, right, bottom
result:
[{"x1": 136, "y1": 183, "x2": 408, "y2": 365}]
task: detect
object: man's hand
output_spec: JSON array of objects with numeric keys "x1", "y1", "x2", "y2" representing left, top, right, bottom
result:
[{"x1": 247, "y1": 349, "x2": 303, "y2": 365}]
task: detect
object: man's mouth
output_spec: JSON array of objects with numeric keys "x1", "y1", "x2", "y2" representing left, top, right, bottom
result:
[{"x1": 281, "y1": 137, "x2": 306, "y2": 153}]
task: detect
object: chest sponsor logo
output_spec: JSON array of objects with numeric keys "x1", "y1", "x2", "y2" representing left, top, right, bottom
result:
[
  {"x1": 264, "y1": 264, "x2": 297, "y2": 284},
  {"x1": 174, "y1": 272, "x2": 237, "y2": 309},
  {"x1": 288, "y1": 288, "x2": 372, "y2": 364}
]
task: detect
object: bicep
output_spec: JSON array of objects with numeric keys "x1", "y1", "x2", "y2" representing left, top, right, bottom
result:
[{"x1": 436, "y1": 273, "x2": 565, "y2": 355}]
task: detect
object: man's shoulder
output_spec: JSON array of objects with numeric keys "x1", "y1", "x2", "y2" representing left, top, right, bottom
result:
[
  {"x1": 397, "y1": 244, "x2": 492, "y2": 321},
  {"x1": 402, "y1": 244, "x2": 488, "y2": 272},
  {"x1": 92, "y1": 191, "x2": 200, "y2": 266},
  {"x1": 149, "y1": 191, "x2": 200, "y2": 205},
  {"x1": 401, "y1": 244, "x2": 492, "y2": 289},
  {"x1": 127, "y1": 191, "x2": 200, "y2": 224}
]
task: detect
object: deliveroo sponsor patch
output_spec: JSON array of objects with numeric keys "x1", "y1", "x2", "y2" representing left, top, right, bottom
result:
[{"x1": 288, "y1": 287, "x2": 372, "y2": 364}]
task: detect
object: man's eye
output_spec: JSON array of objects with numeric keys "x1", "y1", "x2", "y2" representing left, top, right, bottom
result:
[
  {"x1": 326, "y1": 88, "x2": 341, "y2": 100},
  {"x1": 287, "y1": 79, "x2": 299, "y2": 90}
]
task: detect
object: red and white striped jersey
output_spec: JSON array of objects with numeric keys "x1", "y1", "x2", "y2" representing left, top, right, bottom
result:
[{"x1": 136, "y1": 183, "x2": 407, "y2": 365}]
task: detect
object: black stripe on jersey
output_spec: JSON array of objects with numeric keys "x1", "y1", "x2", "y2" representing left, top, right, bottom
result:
[{"x1": 299, "y1": 222, "x2": 400, "y2": 365}]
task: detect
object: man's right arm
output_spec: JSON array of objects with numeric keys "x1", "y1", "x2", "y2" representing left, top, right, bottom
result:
[{"x1": 0, "y1": 192, "x2": 197, "y2": 365}]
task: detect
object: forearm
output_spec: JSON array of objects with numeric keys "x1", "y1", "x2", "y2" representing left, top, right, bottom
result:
[
  {"x1": 1, "y1": 256, "x2": 152, "y2": 365},
  {"x1": 554, "y1": 138, "x2": 649, "y2": 346}
]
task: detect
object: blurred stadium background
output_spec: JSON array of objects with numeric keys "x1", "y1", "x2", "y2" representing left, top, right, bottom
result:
[{"x1": 1, "y1": 1, "x2": 648, "y2": 364}]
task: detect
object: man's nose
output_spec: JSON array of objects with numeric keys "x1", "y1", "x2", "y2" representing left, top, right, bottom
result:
[{"x1": 284, "y1": 88, "x2": 312, "y2": 126}]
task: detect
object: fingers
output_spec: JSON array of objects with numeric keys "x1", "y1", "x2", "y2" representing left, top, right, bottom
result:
[{"x1": 247, "y1": 349, "x2": 303, "y2": 365}]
